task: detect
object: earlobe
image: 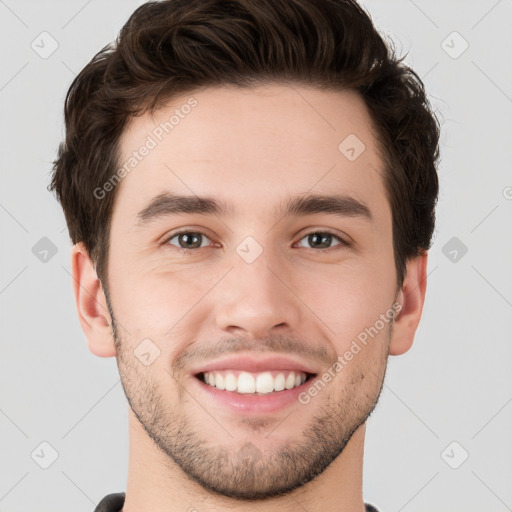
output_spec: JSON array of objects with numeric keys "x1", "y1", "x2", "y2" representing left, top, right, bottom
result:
[
  {"x1": 71, "y1": 243, "x2": 116, "y2": 358},
  {"x1": 388, "y1": 252, "x2": 429, "y2": 356}
]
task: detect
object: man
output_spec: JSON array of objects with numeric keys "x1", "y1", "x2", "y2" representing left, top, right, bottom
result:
[{"x1": 50, "y1": 0, "x2": 440, "y2": 510}]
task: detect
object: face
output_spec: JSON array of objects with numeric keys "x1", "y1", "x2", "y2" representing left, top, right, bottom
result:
[{"x1": 102, "y1": 84, "x2": 401, "y2": 499}]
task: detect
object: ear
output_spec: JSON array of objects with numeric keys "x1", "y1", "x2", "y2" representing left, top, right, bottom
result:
[
  {"x1": 71, "y1": 242, "x2": 116, "y2": 358},
  {"x1": 388, "y1": 252, "x2": 428, "y2": 356}
]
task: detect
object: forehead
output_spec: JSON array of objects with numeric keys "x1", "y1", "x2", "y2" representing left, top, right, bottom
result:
[{"x1": 113, "y1": 83, "x2": 388, "y2": 222}]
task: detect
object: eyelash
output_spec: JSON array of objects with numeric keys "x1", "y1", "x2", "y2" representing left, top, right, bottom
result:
[{"x1": 161, "y1": 229, "x2": 349, "y2": 254}]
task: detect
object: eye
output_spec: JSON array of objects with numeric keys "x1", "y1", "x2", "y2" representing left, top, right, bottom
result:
[
  {"x1": 294, "y1": 231, "x2": 348, "y2": 251},
  {"x1": 162, "y1": 229, "x2": 349, "y2": 253},
  {"x1": 164, "y1": 231, "x2": 214, "y2": 251}
]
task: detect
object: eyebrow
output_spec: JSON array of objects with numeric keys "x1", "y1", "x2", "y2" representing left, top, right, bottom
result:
[{"x1": 135, "y1": 192, "x2": 373, "y2": 226}]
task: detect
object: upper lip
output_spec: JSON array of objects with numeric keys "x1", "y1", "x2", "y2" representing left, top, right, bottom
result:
[{"x1": 191, "y1": 355, "x2": 319, "y2": 377}]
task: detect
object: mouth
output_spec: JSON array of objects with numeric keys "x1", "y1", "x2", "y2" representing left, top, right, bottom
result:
[
  {"x1": 195, "y1": 370, "x2": 317, "y2": 396},
  {"x1": 189, "y1": 355, "x2": 320, "y2": 414}
]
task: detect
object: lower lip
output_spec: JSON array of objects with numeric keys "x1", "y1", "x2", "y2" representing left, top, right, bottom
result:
[{"x1": 192, "y1": 375, "x2": 316, "y2": 415}]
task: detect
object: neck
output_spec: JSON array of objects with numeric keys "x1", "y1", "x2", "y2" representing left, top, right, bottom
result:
[{"x1": 122, "y1": 408, "x2": 367, "y2": 512}]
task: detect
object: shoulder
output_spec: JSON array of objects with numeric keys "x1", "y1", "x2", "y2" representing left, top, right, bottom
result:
[{"x1": 93, "y1": 492, "x2": 126, "y2": 512}]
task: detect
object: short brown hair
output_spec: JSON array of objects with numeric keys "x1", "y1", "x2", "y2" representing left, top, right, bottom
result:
[{"x1": 49, "y1": 0, "x2": 440, "y2": 289}]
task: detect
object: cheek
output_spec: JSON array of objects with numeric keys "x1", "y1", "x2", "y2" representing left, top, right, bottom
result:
[
  {"x1": 108, "y1": 263, "x2": 222, "y2": 339},
  {"x1": 295, "y1": 256, "x2": 396, "y2": 342}
]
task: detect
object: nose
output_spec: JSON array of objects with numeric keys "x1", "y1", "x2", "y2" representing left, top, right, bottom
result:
[{"x1": 214, "y1": 245, "x2": 302, "y2": 340}]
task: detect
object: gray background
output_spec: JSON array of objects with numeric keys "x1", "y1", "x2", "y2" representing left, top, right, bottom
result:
[{"x1": 1, "y1": 0, "x2": 511, "y2": 511}]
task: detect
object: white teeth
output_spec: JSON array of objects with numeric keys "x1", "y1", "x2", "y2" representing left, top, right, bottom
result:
[
  {"x1": 215, "y1": 372, "x2": 226, "y2": 390},
  {"x1": 224, "y1": 373, "x2": 237, "y2": 392},
  {"x1": 238, "y1": 372, "x2": 256, "y2": 394},
  {"x1": 202, "y1": 370, "x2": 309, "y2": 394},
  {"x1": 274, "y1": 373, "x2": 285, "y2": 391},
  {"x1": 285, "y1": 373, "x2": 295, "y2": 389},
  {"x1": 256, "y1": 372, "x2": 274, "y2": 393}
]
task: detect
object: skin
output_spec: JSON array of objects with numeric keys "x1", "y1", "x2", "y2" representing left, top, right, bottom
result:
[{"x1": 72, "y1": 83, "x2": 428, "y2": 512}]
